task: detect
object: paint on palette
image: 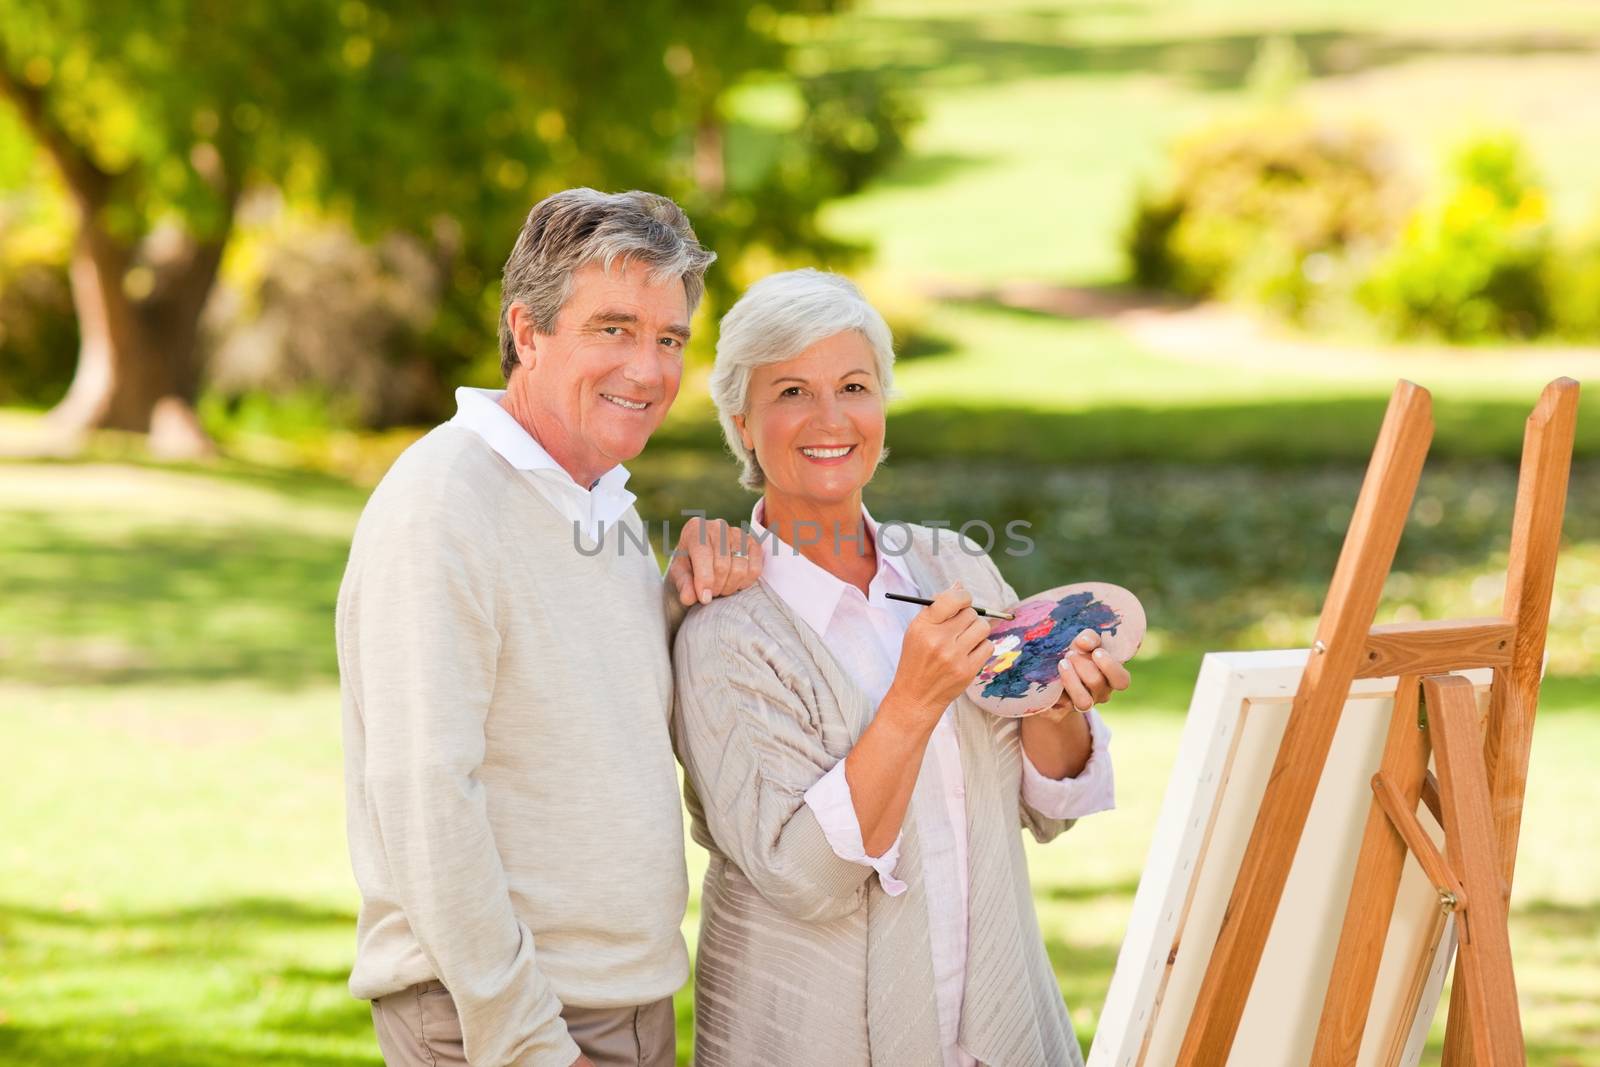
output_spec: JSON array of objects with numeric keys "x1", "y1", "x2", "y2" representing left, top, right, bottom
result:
[{"x1": 975, "y1": 591, "x2": 1122, "y2": 700}]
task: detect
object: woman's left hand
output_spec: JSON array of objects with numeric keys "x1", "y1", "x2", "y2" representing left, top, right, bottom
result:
[{"x1": 1040, "y1": 629, "x2": 1131, "y2": 721}]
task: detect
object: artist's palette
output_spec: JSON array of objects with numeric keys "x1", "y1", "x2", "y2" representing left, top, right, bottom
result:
[{"x1": 966, "y1": 582, "x2": 1146, "y2": 718}]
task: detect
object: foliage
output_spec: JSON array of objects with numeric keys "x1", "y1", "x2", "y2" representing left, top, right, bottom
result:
[
  {"x1": 1360, "y1": 135, "x2": 1555, "y2": 342},
  {"x1": 675, "y1": 71, "x2": 921, "y2": 330},
  {"x1": 0, "y1": 258, "x2": 74, "y2": 406},
  {"x1": 1549, "y1": 214, "x2": 1600, "y2": 341},
  {"x1": 0, "y1": 1, "x2": 756, "y2": 244},
  {"x1": 0, "y1": 0, "x2": 919, "y2": 426},
  {"x1": 797, "y1": 70, "x2": 922, "y2": 199},
  {"x1": 1125, "y1": 112, "x2": 1406, "y2": 319},
  {"x1": 0, "y1": 103, "x2": 74, "y2": 406},
  {"x1": 1126, "y1": 115, "x2": 1596, "y2": 343}
]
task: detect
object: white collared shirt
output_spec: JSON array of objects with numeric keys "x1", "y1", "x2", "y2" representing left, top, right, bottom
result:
[
  {"x1": 449, "y1": 387, "x2": 637, "y2": 543},
  {"x1": 752, "y1": 500, "x2": 1114, "y2": 1067}
]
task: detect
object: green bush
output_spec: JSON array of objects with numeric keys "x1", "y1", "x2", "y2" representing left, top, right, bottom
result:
[
  {"x1": 1360, "y1": 135, "x2": 1555, "y2": 342},
  {"x1": 1125, "y1": 113, "x2": 1406, "y2": 318},
  {"x1": 798, "y1": 71, "x2": 922, "y2": 199},
  {"x1": 0, "y1": 109, "x2": 78, "y2": 408},
  {"x1": 1550, "y1": 218, "x2": 1600, "y2": 341},
  {"x1": 0, "y1": 257, "x2": 77, "y2": 408}
]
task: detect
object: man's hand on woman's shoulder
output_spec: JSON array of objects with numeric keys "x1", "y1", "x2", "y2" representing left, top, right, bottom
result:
[{"x1": 668, "y1": 516, "x2": 765, "y2": 606}]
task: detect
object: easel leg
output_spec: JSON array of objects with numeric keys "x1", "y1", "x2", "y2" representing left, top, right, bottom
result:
[
  {"x1": 1313, "y1": 676, "x2": 1429, "y2": 1066},
  {"x1": 1442, "y1": 379, "x2": 1578, "y2": 1066},
  {"x1": 1427, "y1": 674, "x2": 1524, "y2": 1067},
  {"x1": 1176, "y1": 381, "x2": 1435, "y2": 1066}
]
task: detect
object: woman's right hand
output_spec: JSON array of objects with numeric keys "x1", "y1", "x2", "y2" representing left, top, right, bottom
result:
[
  {"x1": 847, "y1": 582, "x2": 995, "y2": 855},
  {"x1": 884, "y1": 582, "x2": 995, "y2": 731}
]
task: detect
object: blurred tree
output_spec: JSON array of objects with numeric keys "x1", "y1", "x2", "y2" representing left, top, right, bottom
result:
[{"x1": 0, "y1": 0, "x2": 915, "y2": 454}]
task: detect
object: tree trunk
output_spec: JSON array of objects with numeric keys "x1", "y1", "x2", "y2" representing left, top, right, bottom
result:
[
  {"x1": 0, "y1": 49, "x2": 217, "y2": 458},
  {"x1": 47, "y1": 224, "x2": 223, "y2": 459},
  {"x1": 693, "y1": 108, "x2": 725, "y2": 199}
]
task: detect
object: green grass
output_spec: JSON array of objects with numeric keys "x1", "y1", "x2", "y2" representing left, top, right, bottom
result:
[
  {"x1": 0, "y1": 684, "x2": 364, "y2": 1066},
  {"x1": 2, "y1": 453, "x2": 1597, "y2": 1065},
  {"x1": 658, "y1": 354, "x2": 1600, "y2": 470},
  {"x1": 872, "y1": 306, "x2": 1600, "y2": 467}
]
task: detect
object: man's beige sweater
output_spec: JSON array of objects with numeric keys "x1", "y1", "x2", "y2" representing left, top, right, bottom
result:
[{"x1": 337, "y1": 425, "x2": 688, "y2": 1066}]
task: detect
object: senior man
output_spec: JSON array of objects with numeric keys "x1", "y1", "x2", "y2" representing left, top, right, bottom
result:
[{"x1": 337, "y1": 189, "x2": 760, "y2": 1067}]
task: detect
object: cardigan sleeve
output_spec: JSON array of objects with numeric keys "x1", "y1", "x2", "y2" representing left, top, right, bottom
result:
[{"x1": 672, "y1": 608, "x2": 876, "y2": 924}]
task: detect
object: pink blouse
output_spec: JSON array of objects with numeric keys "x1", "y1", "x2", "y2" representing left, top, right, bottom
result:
[{"x1": 750, "y1": 503, "x2": 1114, "y2": 1067}]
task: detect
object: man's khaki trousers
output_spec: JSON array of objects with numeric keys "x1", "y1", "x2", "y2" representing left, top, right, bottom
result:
[{"x1": 371, "y1": 980, "x2": 676, "y2": 1066}]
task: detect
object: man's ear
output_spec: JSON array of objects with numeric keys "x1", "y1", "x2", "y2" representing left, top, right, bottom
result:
[
  {"x1": 507, "y1": 303, "x2": 542, "y2": 371},
  {"x1": 733, "y1": 413, "x2": 754, "y2": 453}
]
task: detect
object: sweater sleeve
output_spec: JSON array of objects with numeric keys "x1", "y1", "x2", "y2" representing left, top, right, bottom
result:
[
  {"x1": 661, "y1": 573, "x2": 690, "y2": 644},
  {"x1": 671, "y1": 609, "x2": 877, "y2": 923},
  {"x1": 348, "y1": 490, "x2": 581, "y2": 1067}
]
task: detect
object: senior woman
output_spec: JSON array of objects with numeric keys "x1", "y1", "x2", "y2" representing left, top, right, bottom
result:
[{"x1": 671, "y1": 269, "x2": 1129, "y2": 1067}]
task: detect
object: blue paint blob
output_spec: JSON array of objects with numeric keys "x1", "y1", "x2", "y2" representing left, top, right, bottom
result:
[{"x1": 980, "y1": 592, "x2": 1121, "y2": 700}]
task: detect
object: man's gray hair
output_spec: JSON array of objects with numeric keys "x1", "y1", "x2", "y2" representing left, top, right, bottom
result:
[
  {"x1": 498, "y1": 188, "x2": 716, "y2": 378},
  {"x1": 710, "y1": 268, "x2": 896, "y2": 491}
]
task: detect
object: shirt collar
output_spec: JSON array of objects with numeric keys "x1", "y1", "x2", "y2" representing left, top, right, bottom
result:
[
  {"x1": 751, "y1": 498, "x2": 918, "y2": 638},
  {"x1": 450, "y1": 386, "x2": 633, "y2": 501}
]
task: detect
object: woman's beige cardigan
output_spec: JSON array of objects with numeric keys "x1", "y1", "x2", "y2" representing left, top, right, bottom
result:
[{"x1": 671, "y1": 524, "x2": 1085, "y2": 1067}]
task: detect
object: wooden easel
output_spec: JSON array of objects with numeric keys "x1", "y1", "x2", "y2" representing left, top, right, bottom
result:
[{"x1": 1173, "y1": 377, "x2": 1580, "y2": 1066}]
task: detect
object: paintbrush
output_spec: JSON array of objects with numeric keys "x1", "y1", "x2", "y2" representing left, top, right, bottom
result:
[{"x1": 884, "y1": 592, "x2": 1015, "y2": 621}]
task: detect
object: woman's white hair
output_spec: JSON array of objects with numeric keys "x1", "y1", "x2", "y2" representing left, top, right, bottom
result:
[{"x1": 710, "y1": 269, "x2": 896, "y2": 490}]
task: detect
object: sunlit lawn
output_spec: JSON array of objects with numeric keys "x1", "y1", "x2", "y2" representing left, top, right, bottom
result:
[
  {"x1": 2, "y1": 454, "x2": 1596, "y2": 1065},
  {"x1": 657, "y1": 312, "x2": 1600, "y2": 467}
]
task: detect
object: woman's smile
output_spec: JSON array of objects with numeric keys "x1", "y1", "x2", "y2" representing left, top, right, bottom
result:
[{"x1": 798, "y1": 443, "x2": 857, "y2": 463}]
